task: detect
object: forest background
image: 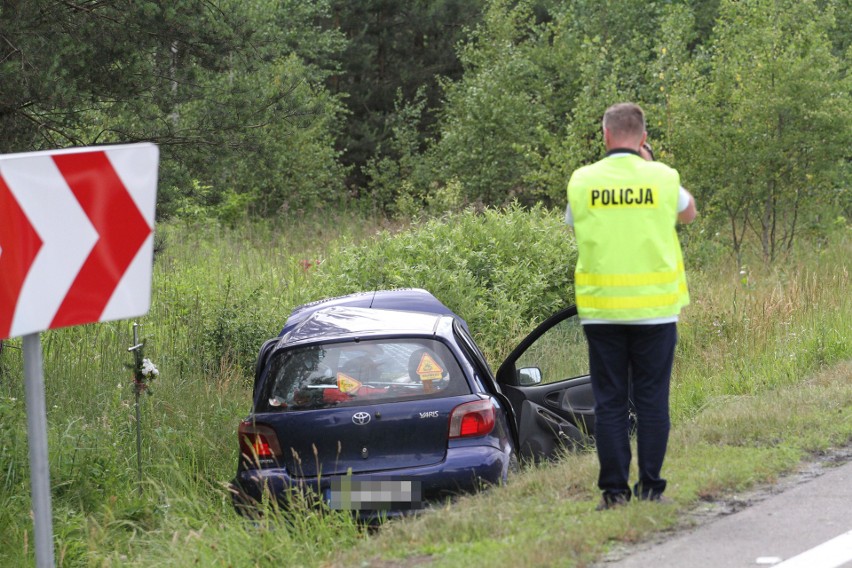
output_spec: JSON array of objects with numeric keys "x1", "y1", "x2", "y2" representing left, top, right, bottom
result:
[
  {"x1": 0, "y1": 0, "x2": 851, "y2": 566},
  {"x1": 2, "y1": 0, "x2": 849, "y2": 262}
]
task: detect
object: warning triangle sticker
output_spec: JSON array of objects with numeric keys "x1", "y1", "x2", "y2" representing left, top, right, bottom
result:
[
  {"x1": 417, "y1": 353, "x2": 444, "y2": 381},
  {"x1": 337, "y1": 373, "x2": 362, "y2": 393}
]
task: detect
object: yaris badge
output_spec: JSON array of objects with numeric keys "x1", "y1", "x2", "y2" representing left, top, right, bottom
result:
[{"x1": 352, "y1": 412, "x2": 371, "y2": 425}]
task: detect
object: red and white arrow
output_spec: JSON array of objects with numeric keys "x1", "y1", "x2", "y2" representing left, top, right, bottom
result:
[{"x1": 0, "y1": 143, "x2": 159, "y2": 340}]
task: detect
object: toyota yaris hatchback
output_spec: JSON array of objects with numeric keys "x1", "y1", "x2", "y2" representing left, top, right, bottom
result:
[{"x1": 231, "y1": 289, "x2": 595, "y2": 518}]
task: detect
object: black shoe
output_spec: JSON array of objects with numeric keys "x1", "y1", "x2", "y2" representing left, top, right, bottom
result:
[
  {"x1": 595, "y1": 492, "x2": 630, "y2": 511},
  {"x1": 634, "y1": 482, "x2": 667, "y2": 501}
]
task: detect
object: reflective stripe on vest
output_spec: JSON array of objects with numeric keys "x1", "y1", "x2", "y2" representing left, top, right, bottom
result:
[
  {"x1": 575, "y1": 270, "x2": 678, "y2": 287},
  {"x1": 567, "y1": 155, "x2": 688, "y2": 321},
  {"x1": 576, "y1": 292, "x2": 681, "y2": 310}
]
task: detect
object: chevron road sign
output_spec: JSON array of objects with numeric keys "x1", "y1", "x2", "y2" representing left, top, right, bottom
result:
[
  {"x1": 0, "y1": 143, "x2": 159, "y2": 339},
  {"x1": 0, "y1": 143, "x2": 159, "y2": 568}
]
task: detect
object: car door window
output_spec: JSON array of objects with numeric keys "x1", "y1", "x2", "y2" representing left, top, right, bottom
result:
[
  {"x1": 497, "y1": 307, "x2": 589, "y2": 388},
  {"x1": 515, "y1": 314, "x2": 588, "y2": 384}
]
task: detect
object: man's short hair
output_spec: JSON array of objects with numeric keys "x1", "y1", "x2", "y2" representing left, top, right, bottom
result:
[{"x1": 602, "y1": 102, "x2": 646, "y2": 139}]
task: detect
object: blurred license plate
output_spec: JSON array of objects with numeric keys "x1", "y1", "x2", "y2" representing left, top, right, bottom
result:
[{"x1": 329, "y1": 478, "x2": 422, "y2": 510}]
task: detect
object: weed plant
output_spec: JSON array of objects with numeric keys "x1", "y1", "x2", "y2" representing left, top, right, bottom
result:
[{"x1": 0, "y1": 209, "x2": 848, "y2": 566}]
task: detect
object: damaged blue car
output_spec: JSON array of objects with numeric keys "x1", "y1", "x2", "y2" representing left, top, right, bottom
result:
[{"x1": 231, "y1": 289, "x2": 594, "y2": 519}]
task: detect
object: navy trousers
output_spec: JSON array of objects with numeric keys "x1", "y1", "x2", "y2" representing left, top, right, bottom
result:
[{"x1": 583, "y1": 323, "x2": 677, "y2": 501}]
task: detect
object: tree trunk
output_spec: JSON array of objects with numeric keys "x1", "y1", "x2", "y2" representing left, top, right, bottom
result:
[{"x1": 761, "y1": 178, "x2": 774, "y2": 264}]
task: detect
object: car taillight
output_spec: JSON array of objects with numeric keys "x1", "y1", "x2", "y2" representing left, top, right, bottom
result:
[
  {"x1": 238, "y1": 421, "x2": 282, "y2": 463},
  {"x1": 448, "y1": 399, "x2": 495, "y2": 438}
]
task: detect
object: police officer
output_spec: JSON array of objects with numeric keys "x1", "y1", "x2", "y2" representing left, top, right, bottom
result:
[{"x1": 565, "y1": 102, "x2": 696, "y2": 510}]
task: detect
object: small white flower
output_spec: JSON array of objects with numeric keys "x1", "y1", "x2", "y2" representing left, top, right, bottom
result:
[{"x1": 141, "y1": 358, "x2": 159, "y2": 378}]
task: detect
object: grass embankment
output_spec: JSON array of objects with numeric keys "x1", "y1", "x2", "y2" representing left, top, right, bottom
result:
[
  {"x1": 329, "y1": 368, "x2": 851, "y2": 568},
  {"x1": 329, "y1": 230, "x2": 852, "y2": 568},
  {"x1": 0, "y1": 211, "x2": 849, "y2": 567}
]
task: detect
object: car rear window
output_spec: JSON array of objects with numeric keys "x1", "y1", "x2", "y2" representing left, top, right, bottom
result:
[{"x1": 261, "y1": 338, "x2": 470, "y2": 411}]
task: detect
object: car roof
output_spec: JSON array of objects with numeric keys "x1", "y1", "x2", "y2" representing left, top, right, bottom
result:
[
  {"x1": 284, "y1": 305, "x2": 453, "y2": 346},
  {"x1": 279, "y1": 288, "x2": 467, "y2": 337}
]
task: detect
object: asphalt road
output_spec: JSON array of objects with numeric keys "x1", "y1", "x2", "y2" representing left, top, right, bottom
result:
[{"x1": 597, "y1": 452, "x2": 852, "y2": 568}]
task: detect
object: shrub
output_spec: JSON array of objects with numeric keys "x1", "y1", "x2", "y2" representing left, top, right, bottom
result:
[{"x1": 307, "y1": 204, "x2": 576, "y2": 359}]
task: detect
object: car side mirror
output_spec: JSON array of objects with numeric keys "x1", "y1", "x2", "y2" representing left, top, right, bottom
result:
[{"x1": 517, "y1": 367, "x2": 542, "y2": 386}]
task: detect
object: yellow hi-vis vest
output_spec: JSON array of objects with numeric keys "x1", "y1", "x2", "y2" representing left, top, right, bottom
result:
[{"x1": 567, "y1": 153, "x2": 689, "y2": 321}]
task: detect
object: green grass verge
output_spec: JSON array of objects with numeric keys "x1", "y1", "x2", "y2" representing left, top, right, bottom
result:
[
  {"x1": 330, "y1": 361, "x2": 851, "y2": 568},
  {"x1": 0, "y1": 212, "x2": 848, "y2": 566}
]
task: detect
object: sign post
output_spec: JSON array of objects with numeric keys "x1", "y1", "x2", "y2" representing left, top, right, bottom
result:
[
  {"x1": 128, "y1": 322, "x2": 145, "y2": 496},
  {"x1": 23, "y1": 333, "x2": 53, "y2": 568},
  {"x1": 0, "y1": 143, "x2": 159, "y2": 567}
]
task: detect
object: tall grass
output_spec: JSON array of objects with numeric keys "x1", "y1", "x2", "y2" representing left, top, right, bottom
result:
[
  {"x1": 0, "y1": 210, "x2": 848, "y2": 566},
  {"x1": 673, "y1": 238, "x2": 850, "y2": 422},
  {"x1": 0, "y1": 212, "x2": 384, "y2": 566}
]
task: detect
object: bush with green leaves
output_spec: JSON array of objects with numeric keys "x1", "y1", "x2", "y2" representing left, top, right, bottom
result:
[{"x1": 306, "y1": 204, "x2": 576, "y2": 359}]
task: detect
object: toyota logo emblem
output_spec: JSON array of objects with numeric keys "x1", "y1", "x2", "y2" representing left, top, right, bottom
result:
[{"x1": 352, "y1": 412, "x2": 371, "y2": 425}]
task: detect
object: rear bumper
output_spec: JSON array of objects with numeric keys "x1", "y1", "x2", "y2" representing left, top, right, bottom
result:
[{"x1": 231, "y1": 444, "x2": 510, "y2": 518}]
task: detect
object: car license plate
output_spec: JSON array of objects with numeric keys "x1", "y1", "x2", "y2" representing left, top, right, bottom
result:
[{"x1": 328, "y1": 478, "x2": 422, "y2": 510}]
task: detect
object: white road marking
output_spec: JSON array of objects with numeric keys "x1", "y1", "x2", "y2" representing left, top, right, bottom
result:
[{"x1": 771, "y1": 529, "x2": 852, "y2": 568}]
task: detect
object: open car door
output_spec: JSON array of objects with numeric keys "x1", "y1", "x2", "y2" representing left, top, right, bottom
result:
[{"x1": 496, "y1": 306, "x2": 596, "y2": 462}]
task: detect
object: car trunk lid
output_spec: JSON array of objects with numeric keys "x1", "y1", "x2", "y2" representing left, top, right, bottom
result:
[{"x1": 261, "y1": 397, "x2": 470, "y2": 477}]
